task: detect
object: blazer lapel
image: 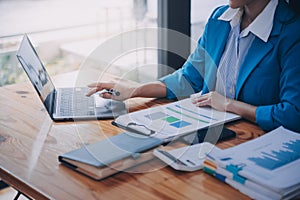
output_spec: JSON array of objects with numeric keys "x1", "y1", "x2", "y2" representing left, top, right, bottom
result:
[
  {"x1": 235, "y1": 0, "x2": 293, "y2": 98},
  {"x1": 235, "y1": 38, "x2": 273, "y2": 98}
]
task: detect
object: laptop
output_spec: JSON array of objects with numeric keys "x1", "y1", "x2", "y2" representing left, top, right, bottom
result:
[{"x1": 16, "y1": 34, "x2": 126, "y2": 121}]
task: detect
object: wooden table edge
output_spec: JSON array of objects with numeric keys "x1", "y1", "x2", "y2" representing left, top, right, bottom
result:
[{"x1": 0, "y1": 167, "x2": 50, "y2": 200}]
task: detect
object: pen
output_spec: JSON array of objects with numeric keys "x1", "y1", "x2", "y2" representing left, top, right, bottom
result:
[
  {"x1": 97, "y1": 89, "x2": 120, "y2": 96},
  {"x1": 186, "y1": 159, "x2": 196, "y2": 166},
  {"x1": 190, "y1": 91, "x2": 203, "y2": 99},
  {"x1": 107, "y1": 89, "x2": 120, "y2": 96},
  {"x1": 156, "y1": 149, "x2": 187, "y2": 166}
]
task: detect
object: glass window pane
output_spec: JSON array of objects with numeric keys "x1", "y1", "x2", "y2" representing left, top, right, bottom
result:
[
  {"x1": 0, "y1": 0, "x2": 158, "y2": 86},
  {"x1": 191, "y1": 0, "x2": 228, "y2": 41}
]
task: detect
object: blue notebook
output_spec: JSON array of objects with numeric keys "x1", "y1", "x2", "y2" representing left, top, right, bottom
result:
[{"x1": 58, "y1": 132, "x2": 163, "y2": 168}]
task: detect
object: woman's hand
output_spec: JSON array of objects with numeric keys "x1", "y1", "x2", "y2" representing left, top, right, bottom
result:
[
  {"x1": 191, "y1": 91, "x2": 257, "y2": 122},
  {"x1": 191, "y1": 91, "x2": 231, "y2": 112},
  {"x1": 86, "y1": 82, "x2": 138, "y2": 101},
  {"x1": 86, "y1": 81, "x2": 167, "y2": 101}
]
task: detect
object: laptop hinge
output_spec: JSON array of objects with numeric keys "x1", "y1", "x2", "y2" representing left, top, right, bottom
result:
[{"x1": 44, "y1": 89, "x2": 56, "y2": 118}]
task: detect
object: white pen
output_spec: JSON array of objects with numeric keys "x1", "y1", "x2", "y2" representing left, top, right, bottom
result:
[{"x1": 190, "y1": 91, "x2": 203, "y2": 99}]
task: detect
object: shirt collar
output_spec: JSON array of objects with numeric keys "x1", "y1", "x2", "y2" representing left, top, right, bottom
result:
[{"x1": 218, "y1": 0, "x2": 278, "y2": 42}]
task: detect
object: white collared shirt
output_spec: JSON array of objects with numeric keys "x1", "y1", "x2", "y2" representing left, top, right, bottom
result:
[
  {"x1": 215, "y1": 0, "x2": 278, "y2": 99},
  {"x1": 218, "y1": 0, "x2": 278, "y2": 42}
]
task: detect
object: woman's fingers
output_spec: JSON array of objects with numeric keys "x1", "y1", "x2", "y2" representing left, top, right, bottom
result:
[
  {"x1": 85, "y1": 87, "x2": 100, "y2": 97},
  {"x1": 86, "y1": 82, "x2": 115, "y2": 96},
  {"x1": 191, "y1": 93, "x2": 211, "y2": 104},
  {"x1": 191, "y1": 91, "x2": 228, "y2": 111},
  {"x1": 194, "y1": 99, "x2": 210, "y2": 107},
  {"x1": 99, "y1": 92, "x2": 113, "y2": 99}
]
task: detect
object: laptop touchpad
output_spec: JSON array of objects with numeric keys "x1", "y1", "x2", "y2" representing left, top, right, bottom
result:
[{"x1": 94, "y1": 96, "x2": 127, "y2": 116}]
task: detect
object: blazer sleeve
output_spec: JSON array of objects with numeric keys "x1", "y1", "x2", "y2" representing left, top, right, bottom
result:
[
  {"x1": 256, "y1": 22, "x2": 300, "y2": 132},
  {"x1": 159, "y1": 38, "x2": 206, "y2": 99},
  {"x1": 158, "y1": 6, "x2": 227, "y2": 99}
]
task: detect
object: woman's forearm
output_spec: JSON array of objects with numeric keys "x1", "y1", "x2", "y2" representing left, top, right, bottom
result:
[
  {"x1": 132, "y1": 81, "x2": 167, "y2": 98},
  {"x1": 226, "y1": 99, "x2": 257, "y2": 123},
  {"x1": 191, "y1": 91, "x2": 257, "y2": 123}
]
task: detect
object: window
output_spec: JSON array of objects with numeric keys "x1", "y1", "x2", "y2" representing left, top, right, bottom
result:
[
  {"x1": 0, "y1": 0, "x2": 158, "y2": 86},
  {"x1": 0, "y1": 0, "x2": 230, "y2": 87},
  {"x1": 191, "y1": 0, "x2": 228, "y2": 41}
]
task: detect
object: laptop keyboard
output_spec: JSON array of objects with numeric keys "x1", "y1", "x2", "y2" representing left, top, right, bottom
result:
[{"x1": 58, "y1": 87, "x2": 95, "y2": 117}]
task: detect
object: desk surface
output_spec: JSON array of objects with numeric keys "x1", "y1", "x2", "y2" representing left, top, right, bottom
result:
[{"x1": 0, "y1": 71, "x2": 265, "y2": 200}]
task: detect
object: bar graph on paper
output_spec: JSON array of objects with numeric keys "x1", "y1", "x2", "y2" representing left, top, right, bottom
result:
[{"x1": 248, "y1": 139, "x2": 300, "y2": 170}]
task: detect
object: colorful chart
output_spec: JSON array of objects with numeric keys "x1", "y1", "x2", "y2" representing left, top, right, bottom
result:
[
  {"x1": 145, "y1": 112, "x2": 168, "y2": 120},
  {"x1": 166, "y1": 107, "x2": 209, "y2": 124},
  {"x1": 169, "y1": 121, "x2": 191, "y2": 128},
  {"x1": 142, "y1": 101, "x2": 219, "y2": 130},
  {"x1": 248, "y1": 139, "x2": 300, "y2": 170},
  {"x1": 144, "y1": 111, "x2": 191, "y2": 129}
]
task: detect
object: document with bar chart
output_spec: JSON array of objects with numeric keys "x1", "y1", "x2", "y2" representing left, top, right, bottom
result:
[
  {"x1": 210, "y1": 126, "x2": 300, "y2": 195},
  {"x1": 113, "y1": 98, "x2": 240, "y2": 140}
]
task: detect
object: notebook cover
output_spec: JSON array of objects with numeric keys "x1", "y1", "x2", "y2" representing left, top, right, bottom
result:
[{"x1": 58, "y1": 132, "x2": 163, "y2": 167}]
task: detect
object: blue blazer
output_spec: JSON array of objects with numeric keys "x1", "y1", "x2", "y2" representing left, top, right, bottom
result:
[{"x1": 160, "y1": 0, "x2": 300, "y2": 132}]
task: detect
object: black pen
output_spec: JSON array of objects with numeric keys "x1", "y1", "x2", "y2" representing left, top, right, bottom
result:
[
  {"x1": 107, "y1": 89, "x2": 120, "y2": 96},
  {"x1": 156, "y1": 149, "x2": 187, "y2": 166},
  {"x1": 98, "y1": 89, "x2": 120, "y2": 96}
]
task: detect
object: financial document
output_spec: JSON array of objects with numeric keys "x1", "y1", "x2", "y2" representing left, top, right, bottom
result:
[{"x1": 114, "y1": 98, "x2": 240, "y2": 141}]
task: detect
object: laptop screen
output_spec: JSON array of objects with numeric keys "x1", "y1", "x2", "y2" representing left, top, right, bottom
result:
[{"x1": 16, "y1": 35, "x2": 56, "y2": 113}]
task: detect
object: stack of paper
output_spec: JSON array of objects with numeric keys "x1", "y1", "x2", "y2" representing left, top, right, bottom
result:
[{"x1": 203, "y1": 126, "x2": 300, "y2": 200}]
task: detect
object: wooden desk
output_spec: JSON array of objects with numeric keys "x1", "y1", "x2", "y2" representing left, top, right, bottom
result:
[{"x1": 0, "y1": 71, "x2": 265, "y2": 200}]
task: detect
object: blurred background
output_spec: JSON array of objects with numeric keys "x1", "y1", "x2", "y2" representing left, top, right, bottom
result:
[
  {"x1": 0, "y1": 1, "x2": 227, "y2": 198},
  {"x1": 0, "y1": 0, "x2": 227, "y2": 86}
]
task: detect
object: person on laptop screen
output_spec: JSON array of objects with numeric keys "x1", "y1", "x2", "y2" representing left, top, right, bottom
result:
[{"x1": 87, "y1": 0, "x2": 300, "y2": 132}]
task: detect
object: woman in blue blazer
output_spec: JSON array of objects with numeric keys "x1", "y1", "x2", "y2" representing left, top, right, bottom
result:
[{"x1": 88, "y1": 0, "x2": 300, "y2": 132}]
